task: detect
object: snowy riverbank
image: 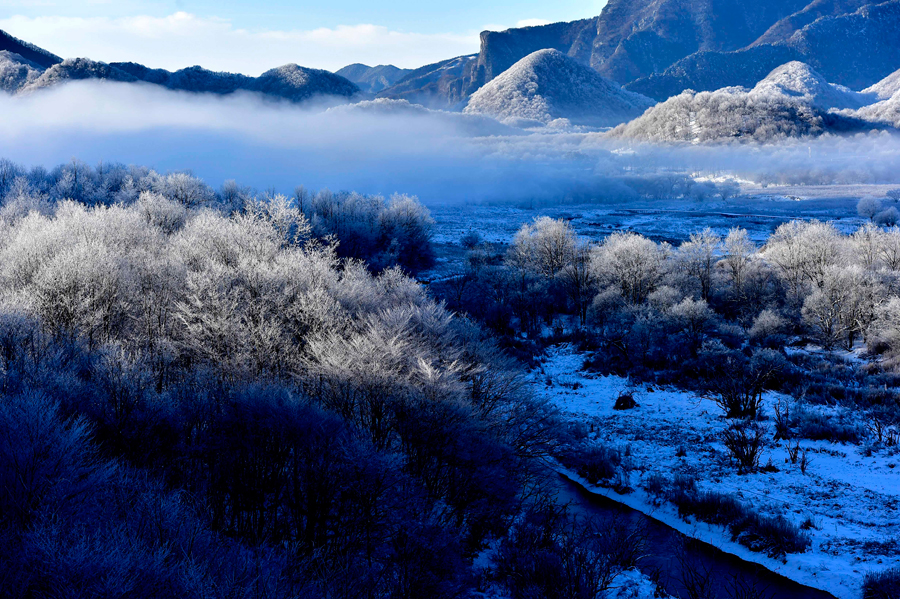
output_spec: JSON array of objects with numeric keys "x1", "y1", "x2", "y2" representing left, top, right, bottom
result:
[{"x1": 537, "y1": 345, "x2": 900, "y2": 599}]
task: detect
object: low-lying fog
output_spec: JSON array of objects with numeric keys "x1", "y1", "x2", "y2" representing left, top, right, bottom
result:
[{"x1": 4, "y1": 81, "x2": 900, "y2": 204}]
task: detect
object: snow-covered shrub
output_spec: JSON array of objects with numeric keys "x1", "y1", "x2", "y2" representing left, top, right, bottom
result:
[
  {"x1": 590, "y1": 232, "x2": 668, "y2": 305},
  {"x1": 749, "y1": 309, "x2": 788, "y2": 346},
  {"x1": 791, "y1": 407, "x2": 865, "y2": 443},
  {"x1": 721, "y1": 421, "x2": 765, "y2": 473},
  {"x1": 557, "y1": 443, "x2": 624, "y2": 486},
  {"x1": 858, "y1": 197, "x2": 883, "y2": 220},
  {"x1": 863, "y1": 567, "x2": 900, "y2": 599},
  {"x1": 303, "y1": 190, "x2": 435, "y2": 273},
  {"x1": 460, "y1": 230, "x2": 482, "y2": 249},
  {"x1": 700, "y1": 346, "x2": 784, "y2": 418},
  {"x1": 875, "y1": 207, "x2": 900, "y2": 226},
  {"x1": 669, "y1": 487, "x2": 811, "y2": 557},
  {"x1": 135, "y1": 191, "x2": 187, "y2": 235}
]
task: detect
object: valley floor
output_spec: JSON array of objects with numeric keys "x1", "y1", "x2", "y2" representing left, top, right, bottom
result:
[{"x1": 537, "y1": 345, "x2": 900, "y2": 599}]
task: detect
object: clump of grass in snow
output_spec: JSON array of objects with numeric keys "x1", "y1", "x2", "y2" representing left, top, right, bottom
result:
[
  {"x1": 667, "y1": 477, "x2": 811, "y2": 558},
  {"x1": 863, "y1": 567, "x2": 900, "y2": 599}
]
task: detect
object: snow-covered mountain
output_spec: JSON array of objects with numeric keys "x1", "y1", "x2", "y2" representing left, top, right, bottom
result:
[
  {"x1": 20, "y1": 58, "x2": 137, "y2": 93},
  {"x1": 748, "y1": 61, "x2": 868, "y2": 110},
  {"x1": 0, "y1": 29, "x2": 360, "y2": 104},
  {"x1": 626, "y1": 0, "x2": 900, "y2": 100},
  {"x1": 863, "y1": 68, "x2": 900, "y2": 101},
  {"x1": 373, "y1": 0, "x2": 900, "y2": 108},
  {"x1": 855, "y1": 90, "x2": 900, "y2": 127},
  {"x1": 463, "y1": 49, "x2": 655, "y2": 128},
  {"x1": 0, "y1": 29, "x2": 60, "y2": 69},
  {"x1": 335, "y1": 64, "x2": 411, "y2": 94},
  {"x1": 610, "y1": 81, "x2": 877, "y2": 143},
  {"x1": 0, "y1": 51, "x2": 43, "y2": 93},
  {"x1": 376, "y1": 55, "x2": 477, "y2": 110}
]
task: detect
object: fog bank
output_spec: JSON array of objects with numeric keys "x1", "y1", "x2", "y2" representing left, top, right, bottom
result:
[{"x1": 3, "y1": 81, "x2": 900, "y2": 204}]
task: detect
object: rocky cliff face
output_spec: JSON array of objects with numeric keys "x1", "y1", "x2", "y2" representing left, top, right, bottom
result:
[{"x1": 381, "y1": 0, "x2": 900, "y2": 107}]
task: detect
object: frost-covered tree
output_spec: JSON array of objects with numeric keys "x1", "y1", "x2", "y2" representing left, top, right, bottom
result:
[
  {"x1": 590, "y1": 232, "x2": 667, "y2": 305},
  {"x1": 677, "y1": 228, "x2": 720, "y2": 300},
  {"x1": 858, "y1": 197, "x2": 882, "y2": 220},
  {"x1": 508, "y1": 217, "x2": 577, "y2": 279},
  {"x1": 764, "y1": 220, "x2": 843, "y2": 301},
  {"x1": 721, "y1": 227, "x2": 756, "y2": 298},
  {"x1": 802, "y1": 266, "x2": 883, "y2": 349}
]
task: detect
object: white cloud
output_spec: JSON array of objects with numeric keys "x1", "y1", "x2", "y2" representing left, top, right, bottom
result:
[{"x1": 0, "y1": 13, "x2": 481, "y2": 73}]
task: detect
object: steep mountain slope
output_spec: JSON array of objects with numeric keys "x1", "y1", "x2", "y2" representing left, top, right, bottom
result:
[
  {"x1": 856, "y1": 90, "x2": 900, "y2": 126},
  {"x1": 750, "y1": 0, "x2": 871, "y2": 46},
  {"x1": 474, "y1": 19, "x2": 599, "y2": 85},
  {"x1": 335, "y1": 64, "x2": 411, "y2": 94},
  {"x1": 376, "y1": 55, "x2": 476, "y2": 110},
  {"x1": 748, "y1": 61, "x2": 868, "y2": 110},
  {"x1": 0, "y1": 51, "x2": 43, "y2": 93},
  {"x1": 864, "y1": 68, "x2": 900, "y2": 100},
  {"x1": 0, "y1": 29, "x2": 61, "y2": 69},
  {"x1": 376, "y1": 0, "x2": 900, "y2": 108},
  {"x1": 464, "y1": 49, "x2": 654, "y2": 127},
  {"x1": 378, "y1": 0, "x2": 815, "y2": 107},
  {"x1": 626, "y1": 45, "x2": 802, "y2": 101},
  {"x1": 627, "y1": 0, "x2": 900, "y2": 100},
  {"x1": 587, "y1": 0, "x2": 811, "y2": 82}
]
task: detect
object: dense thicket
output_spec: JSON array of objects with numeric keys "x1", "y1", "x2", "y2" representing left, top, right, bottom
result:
[
  {"x1": 0, "y1": 159, "x2": 620, "y2": 598},
  {"x1": 435, "y1": 215, "x2": 900, "y2": 441}
]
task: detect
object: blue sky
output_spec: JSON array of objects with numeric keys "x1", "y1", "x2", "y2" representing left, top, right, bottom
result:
[{"x1": 0, "y1": 1, "x2": 607, "y2": 73}]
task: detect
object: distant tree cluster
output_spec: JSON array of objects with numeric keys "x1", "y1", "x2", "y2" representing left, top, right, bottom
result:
[
  {"x1": 434, "y1": 216, "x2": 900, "y2": 435},
  {"x1": 0, "y1": 157, "x2": 434, "y2": 274},
  {"x1": 610, "y1": 88, "x2": 869, "y2": 143}
]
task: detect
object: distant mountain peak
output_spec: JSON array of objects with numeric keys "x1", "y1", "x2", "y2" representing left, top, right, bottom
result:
[
  {"x1": 336, "y1": 63, "x2": 411, "y2": 94},
  {"x1": 464, "y1": 49, "x2": 655, "y2": 127}
]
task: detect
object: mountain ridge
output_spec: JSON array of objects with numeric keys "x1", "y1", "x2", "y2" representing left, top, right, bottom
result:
[{"x1": 0, "y1": 34, "x2": 362, "y2": 104}]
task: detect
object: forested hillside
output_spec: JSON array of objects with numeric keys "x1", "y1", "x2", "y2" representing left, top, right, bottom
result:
[{"x1": 0, "y1": 159, "x2": 652, "y2": 599}]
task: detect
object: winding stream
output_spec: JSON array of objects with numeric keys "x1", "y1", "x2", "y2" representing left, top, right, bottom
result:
[{"x1": 556, "y1": 474, "x2": 839, "y2": 599}]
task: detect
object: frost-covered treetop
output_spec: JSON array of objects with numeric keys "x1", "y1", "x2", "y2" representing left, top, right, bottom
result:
[
  {"x1": 0, "y1": 51, "x2": 42, "y2": 93},
  {"x1": 749, "y1": 61, "x2": 868, "y2": 111},
  {"x1": 463, "y1": 48, "x2": 656, "y2": 128}
]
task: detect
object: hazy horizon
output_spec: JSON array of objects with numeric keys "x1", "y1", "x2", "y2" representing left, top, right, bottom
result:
[{"x1": 0, "y1": 1, "x2": 608, "y2": 74}]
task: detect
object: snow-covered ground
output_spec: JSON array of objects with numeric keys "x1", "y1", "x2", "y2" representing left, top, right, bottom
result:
[
  {"x1": 429, "y1": 188, "x2": 885, "y2": 247},
  {"x1": 536, "y1": 345, "x2": 900, "y2": 599}
]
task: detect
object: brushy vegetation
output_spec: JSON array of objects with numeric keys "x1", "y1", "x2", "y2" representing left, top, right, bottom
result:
[
  {"x1": 433, "y1": 215, "x2": 900, "y2": 446},
  {"x1": 493, "y1": 501, "x2": 646, "y2": 599},
  {"x1": 668, "y1": 478, "x2": 811, "y2": 558},
  {"x1": 0, "y1": 158, "x2": 601, "y2": 599},
  {"x1": 863, "y1": 567, "x2": 900, "y2": 599}
]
